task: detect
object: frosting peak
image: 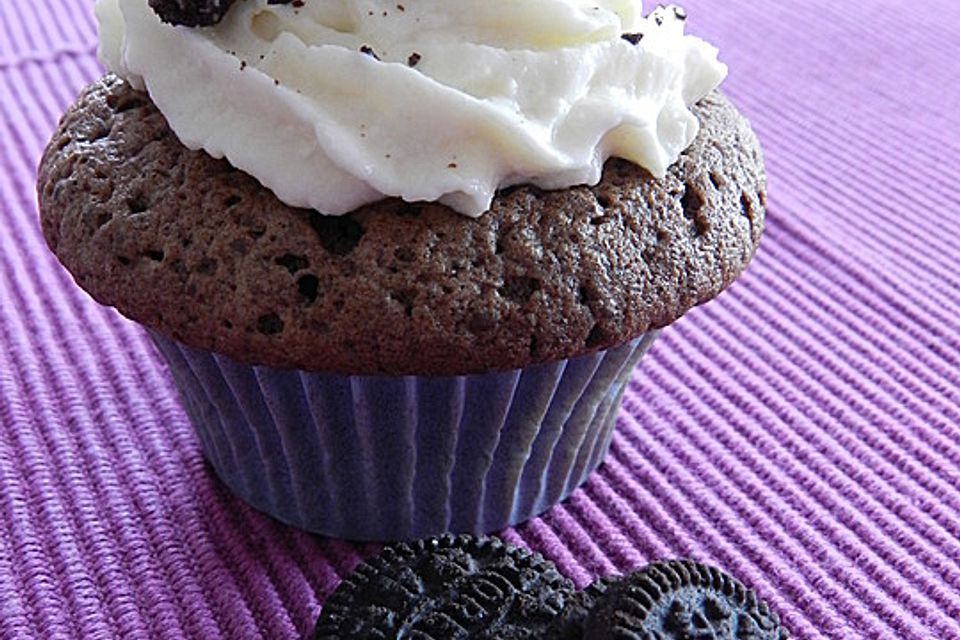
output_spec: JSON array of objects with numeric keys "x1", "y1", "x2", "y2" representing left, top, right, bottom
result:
[{"x1": 97, "y1": 0, "x2": 726, "y2": 217}]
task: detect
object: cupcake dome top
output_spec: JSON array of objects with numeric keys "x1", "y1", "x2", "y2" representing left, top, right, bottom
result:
[{"x1": 38, "y1": 77, "x2": 765, "y2": 375}]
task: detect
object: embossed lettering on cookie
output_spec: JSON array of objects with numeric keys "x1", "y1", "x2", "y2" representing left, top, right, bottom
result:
[
  {"x1": 313, "y1": 535, "x2": 578, "y2": 639},
  {"x1": 148, "y1": 0, "x2": 294, "y2": 26},
  {"x1": 581, "y1": 560, "x2": 789, "y2": 640}
]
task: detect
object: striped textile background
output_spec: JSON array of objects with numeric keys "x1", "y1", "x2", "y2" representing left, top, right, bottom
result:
[{"x1": 2, "y1": 1, "x2": 959, "y2": 638}]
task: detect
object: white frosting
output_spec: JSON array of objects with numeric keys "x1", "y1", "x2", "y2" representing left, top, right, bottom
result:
[{"x1": 96, "y1": 0, "x2": 726, "y2": 217}]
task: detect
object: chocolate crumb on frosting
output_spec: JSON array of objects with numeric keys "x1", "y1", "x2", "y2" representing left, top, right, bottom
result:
[
  {"x1": 359, "y1": 45, "x2": 381, "y2": 61},
  {"x1": 38, "y1": 75, "x2": 766, "y2": 376}
]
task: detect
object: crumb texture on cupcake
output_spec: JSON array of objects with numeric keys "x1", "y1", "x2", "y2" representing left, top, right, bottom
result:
[{"x1": 38, "y1": 75, "x2": 766, "y2": 376}]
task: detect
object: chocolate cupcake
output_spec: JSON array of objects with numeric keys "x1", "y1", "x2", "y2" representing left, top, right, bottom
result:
[{"x1": 39, "y1": 0, "x2": 766, "y2": 540}]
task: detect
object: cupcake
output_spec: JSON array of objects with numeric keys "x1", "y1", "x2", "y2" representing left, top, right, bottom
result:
[{"x1": 38, "y1": 0, "x2": 766, "y2": 540}]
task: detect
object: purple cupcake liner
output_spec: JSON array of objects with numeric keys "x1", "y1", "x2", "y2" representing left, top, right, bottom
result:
[{"x1": 149, "y1": 331, "x2": 659, "y2": 541}]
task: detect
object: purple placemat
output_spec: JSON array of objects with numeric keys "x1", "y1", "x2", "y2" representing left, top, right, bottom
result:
[{"x1": 2, "y1": 1, "x2": 959, "y2": 638}]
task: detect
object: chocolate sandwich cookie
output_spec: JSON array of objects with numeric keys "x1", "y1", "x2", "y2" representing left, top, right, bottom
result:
[
  {"x1": 583, "y1": 560, "x2": 789, "y2": 639},
  {"x1": 313, "y1": 535, "x2": 578, "y2": 639}
]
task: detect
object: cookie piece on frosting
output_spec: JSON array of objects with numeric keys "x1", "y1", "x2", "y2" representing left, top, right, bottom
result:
[
  {"x1": 147, "y1": 0, "x2": 294, "y2": 26},
  {"x1": 313, "y1": 535, "x2": 577, "y2": 639},
  {"x1": 583, "y1": 560, "x2": 789, "y2": 639}
]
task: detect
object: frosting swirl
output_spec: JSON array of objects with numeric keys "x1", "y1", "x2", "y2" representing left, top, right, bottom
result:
[{"x1": 96, "y1": 0, "x2": 726, "y2": 217}]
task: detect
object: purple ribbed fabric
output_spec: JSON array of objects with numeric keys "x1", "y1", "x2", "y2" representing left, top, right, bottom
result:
[{"x1": 2, "y1": 1, "x2": 959, "y2": 638}]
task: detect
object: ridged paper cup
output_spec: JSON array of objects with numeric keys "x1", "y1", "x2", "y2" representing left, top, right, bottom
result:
[{"x1": 150, "y1": 331, "x2": 659, "y2": 541}]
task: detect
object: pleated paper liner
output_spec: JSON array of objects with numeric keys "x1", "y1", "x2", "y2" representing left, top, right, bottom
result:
[{"x1": 150, "y1": 331, "x2": 659, "y2": 541}]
